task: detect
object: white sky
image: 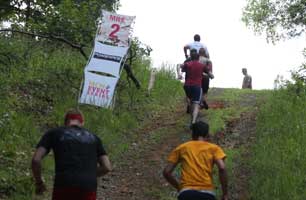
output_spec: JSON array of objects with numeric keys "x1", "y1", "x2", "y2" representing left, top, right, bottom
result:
[{"x1": 118, "y1": 0, "x2": 305, "y2": 89}]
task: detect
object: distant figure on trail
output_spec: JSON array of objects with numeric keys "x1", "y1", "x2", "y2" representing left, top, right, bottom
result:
[
  {"x1": 31, "y1": 109, "x2": 112, "y2": 200},
  {"x1": 163, "y1": 121, "x2": 228, "y2": 200},
  {"x1": 242, "y1": 68, "x2": 252, "y2": 89},
  {"x1": 184, "y1": 34, "x2": 209, "y2": 59},
  {"x1": 199, "y1": 48, "x2": 214, "y2": 110},
  {"x1": 181, "y1": 49, "x2": 209, "y2": 125}
]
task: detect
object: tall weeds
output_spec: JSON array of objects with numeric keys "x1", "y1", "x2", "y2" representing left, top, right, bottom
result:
[{"x1": 250, "y1": 76, "x2": 306, "y2": 199}]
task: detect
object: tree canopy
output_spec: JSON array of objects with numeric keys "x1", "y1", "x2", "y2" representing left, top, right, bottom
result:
[
  {"x1": 242, "y1": 0, "x2": 306, "y2": 42},
  {"x1": 1, "y1": 0, "x2": 119, "y2": 44}
]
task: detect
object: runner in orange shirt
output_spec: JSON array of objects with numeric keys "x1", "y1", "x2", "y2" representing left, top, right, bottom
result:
[{"x1": 163, "y1": 121, "x2": 228, "y2": 200}]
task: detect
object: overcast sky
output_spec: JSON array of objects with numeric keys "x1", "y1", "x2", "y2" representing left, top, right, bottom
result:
[{"x1": 118, "y1": 0, "x2": 305, "y2": 89}]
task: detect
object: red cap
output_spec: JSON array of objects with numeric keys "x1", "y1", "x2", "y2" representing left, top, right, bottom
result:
[{"x1": 65, "y1": 114, "x2": 84, "y2": 125}]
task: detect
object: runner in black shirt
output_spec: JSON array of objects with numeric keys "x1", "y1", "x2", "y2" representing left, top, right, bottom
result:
[{"x1": 31, "y1": 109, "x2": 112, "y2": 200}]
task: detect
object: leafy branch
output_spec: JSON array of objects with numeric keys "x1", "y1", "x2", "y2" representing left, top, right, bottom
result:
[{"x1": 0, "y1": 29, "x2": 88, "y2": 59}]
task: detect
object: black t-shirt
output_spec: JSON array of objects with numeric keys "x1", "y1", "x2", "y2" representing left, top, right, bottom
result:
[{"x1": 36, "y1": 126, "x2": 107, "y2": 191}]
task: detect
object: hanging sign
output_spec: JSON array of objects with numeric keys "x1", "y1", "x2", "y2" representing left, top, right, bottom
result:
[
  {"x1": 79, "y1": 10, "x2": 135, "y2": 108},
  {"x1": 97, "y1": 10, "x2": 135, "y2": 47},
  {"x1": 79, "y1": 71, "x2": 118, "y2": 107},
  {"x1": 85, "y1": 41, "x2": 129, "y2": 77}
]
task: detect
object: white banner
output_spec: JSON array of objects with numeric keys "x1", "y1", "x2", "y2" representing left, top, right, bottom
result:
[
  {"x1": 79, "y1": 10, "x2": 135, "y2": 108},
  {"x1": 97, "y1": 10, "x2": 135, "y2": 47},
  {"x1": 85, "y1": 41, "x2": 128, "y2": 77},
  {"x1": 79, "y1": 72, "x2": 118, "y2": 108}
]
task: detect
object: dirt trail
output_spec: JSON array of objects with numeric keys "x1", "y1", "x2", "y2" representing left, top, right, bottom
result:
[
  {"x1": 227, "y1": 112, "x2": 256, "y2": 200},
  {"x1": 98, "y1": 88, "x2": 258, "y2": 200},
  {"x1": 97, "y1": 100, "x2": 187, "y2": 200}
]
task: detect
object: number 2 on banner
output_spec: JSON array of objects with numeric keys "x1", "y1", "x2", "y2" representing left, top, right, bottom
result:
[{"x1": 109, "y1": 24, "x2": 120, "y2": 39}]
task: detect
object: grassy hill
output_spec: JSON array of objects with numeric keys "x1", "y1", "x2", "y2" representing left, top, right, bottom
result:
[
  {"x1": 0, "y1": 36, "x2": 305, "y2": 200},
  {"x1": 0, "y1": 36, "x2": 184, "y2": 199}
]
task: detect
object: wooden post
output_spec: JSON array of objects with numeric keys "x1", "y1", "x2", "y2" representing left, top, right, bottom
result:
[
  {"x1": 176, "y1": 64, "x2": 182, "y2": 80},
  {"x1": 147, "y1": 68, "x2": 156, "y2": 96}
]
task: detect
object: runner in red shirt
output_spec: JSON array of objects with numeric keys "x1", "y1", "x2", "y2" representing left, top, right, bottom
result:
[{"x1": 181, "y1": 49, "x2": 209, "y2": 126}]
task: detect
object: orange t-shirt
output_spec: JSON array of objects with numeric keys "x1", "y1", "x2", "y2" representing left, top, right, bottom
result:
[{"x1": 167, "y1": 140, "x2": 226, "y2": 191}]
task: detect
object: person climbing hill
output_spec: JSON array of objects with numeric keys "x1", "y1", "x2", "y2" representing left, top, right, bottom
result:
[
  {"x1": 199, "y1": 48, "x2": 214, "y2": 109},
  {"x1": 31, "y1": 109, "x2": 112, "y2": 200},
  {"x1": 163, "y1": 121, "x2": 228, "y2": 200},
  {"x1": 184, "y1": 34, "x2": 210, "y2": 59},
  {"x1": 181, "y1": 49, "x2": 209, "y2": 125}
]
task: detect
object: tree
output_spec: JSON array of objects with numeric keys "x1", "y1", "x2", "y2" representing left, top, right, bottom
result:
[
  {"x1": 242, "y1": 0, "x2": 306, "y2": 42},
  {"x1": 1, "y1": 0, "x2": 149, "y2": 89},
  {"x1": 0, "y1": 0, "x2": 121, "y2": 59},
  {"x1": 1, "y1": 0, "x2": 119, "y2": 44}
]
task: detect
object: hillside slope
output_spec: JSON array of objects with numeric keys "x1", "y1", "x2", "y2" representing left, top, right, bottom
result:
[
  {"x1": 0, "y1": 55, "x2": 184, "y2": 200},
  {"x1": 98, "y1": 88, "x2": 268, "y2": 200},
  {"x1": 2, "y1": 70, "x2": 304, "y2": 200}
]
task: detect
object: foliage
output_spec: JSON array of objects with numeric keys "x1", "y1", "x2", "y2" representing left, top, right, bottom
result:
[
  {"x1": 249, "y1": 74, "x2": 306, "y2": 199},
  {"x1": 242, "y1": 0, "x2": 306, "y2": 42},
  {"x1": 243, "y1": 8, "x2": 306, "y2": 198},
  {"x1": 291, "y1": 52, "x2": 306, "y2": 83},
  {"x1": 1, "y1": 0, "x2": 119, "y2": 46},
  {"x1": 274, "y1": 51, "x2": 306, "y2": 89}
]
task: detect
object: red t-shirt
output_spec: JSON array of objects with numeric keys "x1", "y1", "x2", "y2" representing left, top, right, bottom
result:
[{"x1": 183, "y1": 61, "x2": 206, "y2": 86}]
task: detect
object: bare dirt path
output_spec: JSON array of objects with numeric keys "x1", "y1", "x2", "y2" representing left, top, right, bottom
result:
[
  {"x1": 98, "y1": 88, "x2": 259, "y2": 200},
  {"x1": 97, "y1": 99, "x2": 188, "y2": 200}
]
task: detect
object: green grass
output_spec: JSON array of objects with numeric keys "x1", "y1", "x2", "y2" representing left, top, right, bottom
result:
[
  {"x1": 208, "y1": 88, "x2": 269, "y2": 103},
  {"x1": 206, "y1": 88, "x2": 269, "y2": 134},
  {"x1": 204, "y1": 88, "x2": 270, "y2": 199},
  {"x1": 154, "y1": 88, "x2": 269, "y2": 200},
  {"x1": 205, "y1": 107, "x2": 247, "y2": 134},
  {"x1": 249, "y1": 83, "x2": 306, "y2": 200},
  {"x1": 214, "y1": 148, "x2": 239, "y2": 198}
]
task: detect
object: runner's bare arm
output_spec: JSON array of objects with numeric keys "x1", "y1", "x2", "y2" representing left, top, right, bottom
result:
[
  {"x1": 31, "y1": 147, "x2": 47, "y2": 194},
  {"x1": 97, "y1": 155, "x2": 112, "y2": 177},
  {"x1": 215, "y1": 159, "x2": 228, "y2": 200},
  {"x1": 201, "y1": 66, "x2": 214, "y2": 79},
  {"x1": 163, "y1": 162, "x2": 180, "y2": 191}
]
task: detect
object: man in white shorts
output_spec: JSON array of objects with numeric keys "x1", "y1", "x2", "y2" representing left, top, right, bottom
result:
[{"x1": 184, "y1": 34, "x2": 209, "y2": 59}]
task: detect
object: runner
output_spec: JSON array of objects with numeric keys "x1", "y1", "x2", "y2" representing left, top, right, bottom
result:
[
  {"x1": 31, "y1": 109, "x2": 112, "y2": 200},
  {"x1": 199, "y1": 48, "x2": 214, "y2": 109},
  {"x1": 181, "y1": 49, "x2": 208, "y2": 125},
  {"x1": 163, "y1": 121, "x2": 228, "y2": 200},
  {"x1": 184, "y1": 34, "x2": 210, "y2": 59}
]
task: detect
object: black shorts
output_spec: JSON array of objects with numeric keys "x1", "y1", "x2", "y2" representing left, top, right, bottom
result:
[
  {"x1": 202, "y1": 76, "x2": 210, "y2": 94},
  {"x1": 178, "y1": 190, "x2": 216, "y2": 200},
  {"x1": 184, "y1": 85, "x2": 202, "y2": 104}
]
